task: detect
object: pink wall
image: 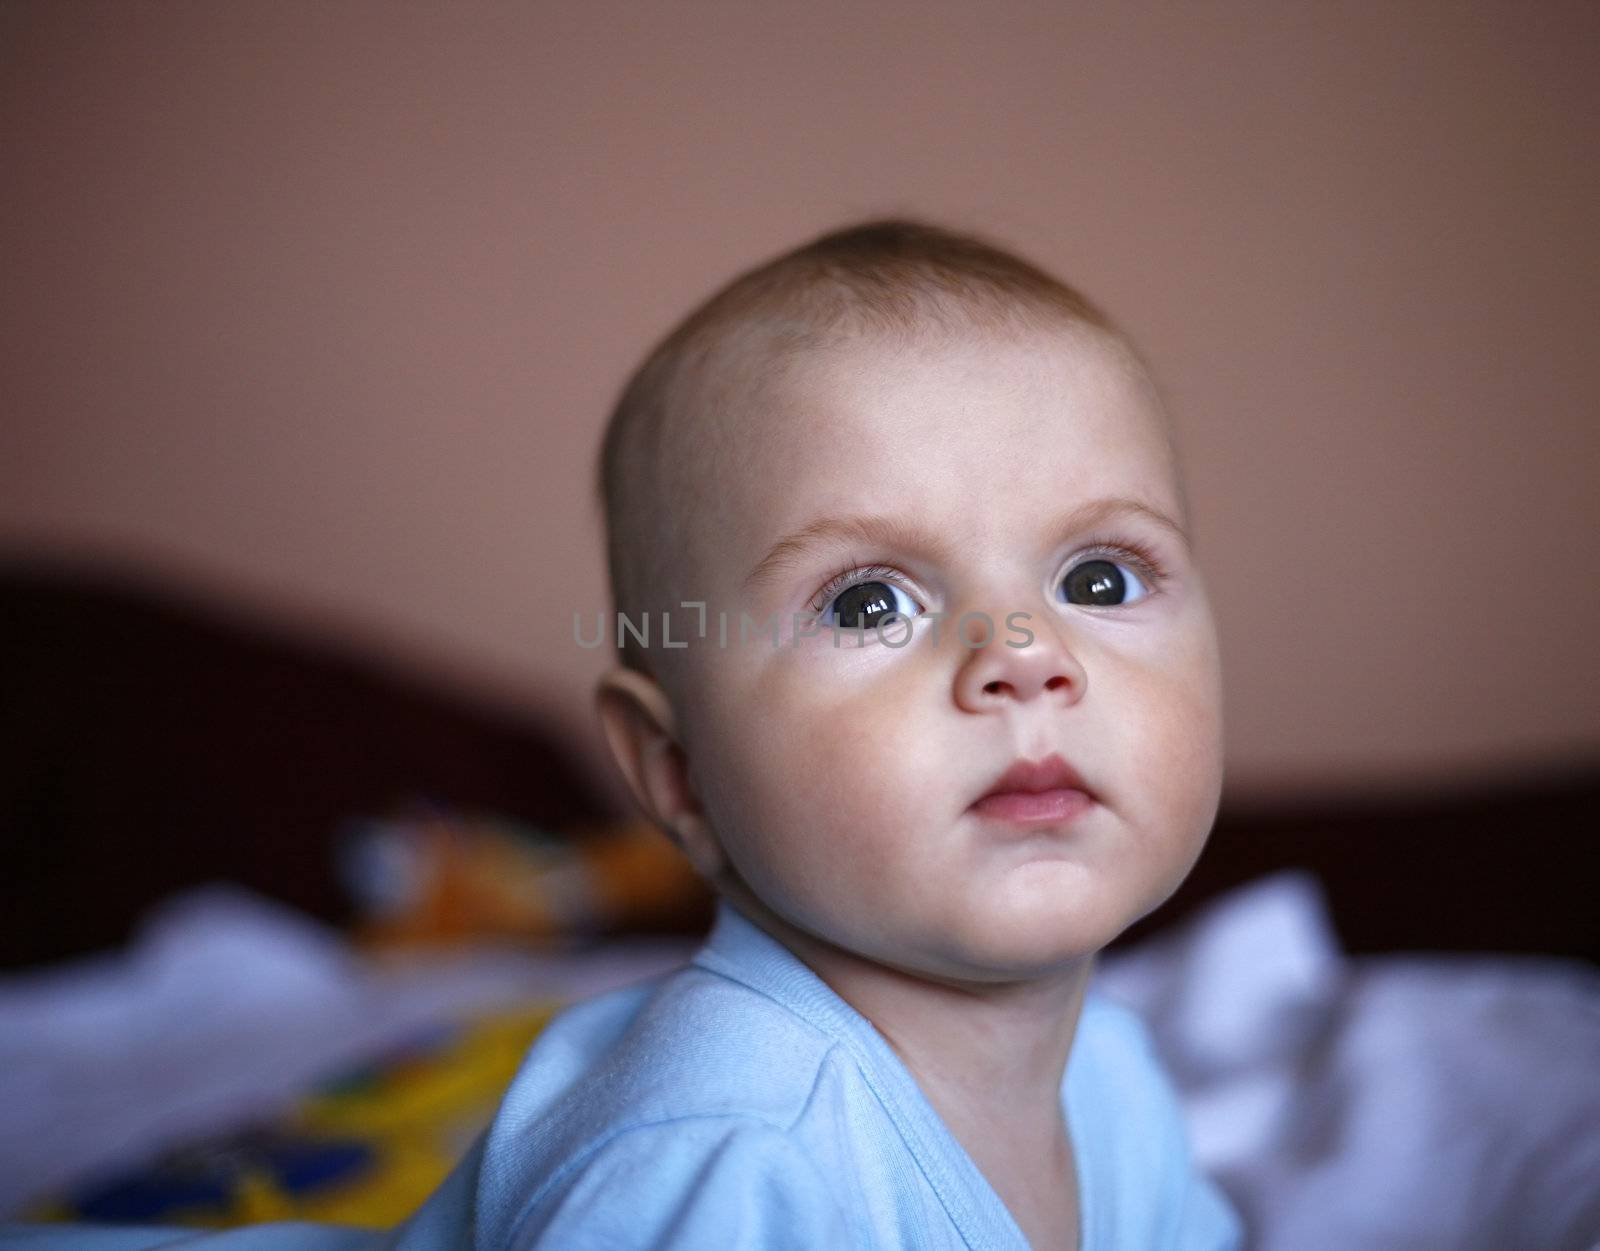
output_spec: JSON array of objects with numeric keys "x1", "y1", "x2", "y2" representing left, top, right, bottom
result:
[{"x1": 3, "y1": 1, "x2": 1596, "y2": 803}]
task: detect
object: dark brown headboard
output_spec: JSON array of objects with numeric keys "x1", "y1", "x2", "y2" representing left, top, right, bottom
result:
[
  {"x1": 1, "y1": 560, "x2": 617, "y2": 968},
  {"x1": 1116, "y1": 765, "x2": 1599, "y2": 964}
]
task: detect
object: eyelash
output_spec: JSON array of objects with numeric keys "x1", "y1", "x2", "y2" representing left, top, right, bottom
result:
[
  {"x1": 805, "y1": 535, "x2": 1172, "y2": 615},
  {"x1": 808, "y1": 561, "x2": 904, "y2": 616}
]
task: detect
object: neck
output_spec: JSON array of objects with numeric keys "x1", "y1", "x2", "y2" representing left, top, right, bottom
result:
[{"x1": 722, "y1": 887, "x2": 1094, "y2": 1144}]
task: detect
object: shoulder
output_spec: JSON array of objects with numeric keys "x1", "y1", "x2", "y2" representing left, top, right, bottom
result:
[
  {"x1": 1071, "y1": 989, "x2": 1185, "y2": 1126},
  {"x1": 512, "y1": 959, "x2": 845, "y2": 1128},
  {"x1": 1071, "y1": 990, "x2": 1244, "y2": 1250},
  {"x1": 473, "y1": 962, "x2": 863, "y2": 1249},
  {"x1": 1069, "y1": 991, "x2": 1194, "y2": 1187},
  {"x1": 501, "y1": 1116, "x2": 855, "y2": 1250}
]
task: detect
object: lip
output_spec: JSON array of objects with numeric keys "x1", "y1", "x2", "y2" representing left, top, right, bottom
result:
[{"x1": 969, "y1": 753, "x2": 1096, "y2": 827}]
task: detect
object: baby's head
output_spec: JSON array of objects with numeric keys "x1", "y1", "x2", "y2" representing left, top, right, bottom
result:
[{"x1": 594, "y1": 219, "x2": 1223, "y2": 987}]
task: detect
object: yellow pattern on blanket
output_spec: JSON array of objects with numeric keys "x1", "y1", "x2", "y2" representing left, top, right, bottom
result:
[{"x1": 31, "y1": 1005, "x2": 560, "y2": 1229}]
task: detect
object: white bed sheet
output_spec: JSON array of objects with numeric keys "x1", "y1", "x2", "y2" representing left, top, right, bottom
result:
[{"x1": 1095, "y1": 871, "x2": 1600, "y2": 1250}]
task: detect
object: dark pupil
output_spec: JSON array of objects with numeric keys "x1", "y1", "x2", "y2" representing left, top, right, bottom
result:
[
  {"x1": 834, "y1": 582, "x2": 897, "y2": 629},
  {"x1": 1062, "y1": 560, "x2": 1126, "y2": 606}
]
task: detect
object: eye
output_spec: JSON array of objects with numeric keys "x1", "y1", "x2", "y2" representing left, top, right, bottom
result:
[
  {"x1": 819, "y1": 577, "x2": 923, "y2": 630},
  {"x1": 1056, "y1": 554, "x2": 1154, "y2": 607}
]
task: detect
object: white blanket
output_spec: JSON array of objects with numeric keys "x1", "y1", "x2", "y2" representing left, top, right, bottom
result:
[{"x1": 1096, "y1": 871, "x2": 1600, "y2": 1250}]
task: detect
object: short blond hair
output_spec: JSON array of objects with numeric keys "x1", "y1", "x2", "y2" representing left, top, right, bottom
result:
[{"x1": 597, "y1": 217, "x2": 1130, "y2": 677}]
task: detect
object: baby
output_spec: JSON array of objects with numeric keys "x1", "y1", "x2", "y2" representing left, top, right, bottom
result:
[
  {"x1": 396, "y1": 218, "x2": 1243, "y2": 1249},
  {"x1": 0, "y1": 220, "x2": 1240, "y2": 1251}
]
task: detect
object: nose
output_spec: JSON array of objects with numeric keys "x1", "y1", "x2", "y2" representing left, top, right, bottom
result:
[{"x1": 952, "y1": 610, "x2": 1087, "y2": 713}]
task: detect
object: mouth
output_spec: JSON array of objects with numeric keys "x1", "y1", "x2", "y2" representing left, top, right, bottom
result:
[{"x1": 968, "y1": 753, "x2": 1097, "y2": 827}]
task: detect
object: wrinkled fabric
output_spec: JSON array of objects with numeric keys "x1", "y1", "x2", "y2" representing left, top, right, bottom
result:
[{"x1": 1096, "y1": 872, "x2": 1600, "y2": 1251}]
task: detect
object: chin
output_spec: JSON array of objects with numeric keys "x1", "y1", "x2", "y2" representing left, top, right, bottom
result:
[
  {"x1": 956, "y1": 882, "x2": 1139, "y2": 970},
  {"x1": 935, "y1": 912, "x2": 1114, "y2": 982}
]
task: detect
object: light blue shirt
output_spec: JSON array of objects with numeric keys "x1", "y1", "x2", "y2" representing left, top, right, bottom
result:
[{"x1": 3, "y1": 900, "x2": 1242, "y2": 1249}]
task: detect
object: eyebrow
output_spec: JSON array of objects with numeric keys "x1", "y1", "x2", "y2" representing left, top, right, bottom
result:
[{"x1": 742, "y1": 496, "x2": 1189, "y2": 593}]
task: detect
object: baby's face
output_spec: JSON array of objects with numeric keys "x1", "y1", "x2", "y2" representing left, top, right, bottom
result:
[{"x1": 669, "y1": 322, "x2": 1223, "y2": 984}]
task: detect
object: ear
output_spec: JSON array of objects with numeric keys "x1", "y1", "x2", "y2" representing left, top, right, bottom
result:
[{"x1": 593, "y1": 666, "x2": 726, "y2": 880}]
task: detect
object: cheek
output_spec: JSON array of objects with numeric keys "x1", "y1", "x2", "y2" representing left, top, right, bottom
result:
[
  {"x1": 690, "y1": 659, "x2": 937, "y2": 882},
  {"x1": 1157, "y1": 671, "x2": 1225, "y2": 823},
  {"x1": 1104, "y1": 620, "x2": 1224, "y2": 827}
]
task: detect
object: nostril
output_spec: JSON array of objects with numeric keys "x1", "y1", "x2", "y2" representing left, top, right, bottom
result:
[
  {"x1": 1044, "y1": 675, "x2": 1070, "y2": 691},
  {"x1": 982, "y1": 680, "x2": 1008, "y2": 696}
]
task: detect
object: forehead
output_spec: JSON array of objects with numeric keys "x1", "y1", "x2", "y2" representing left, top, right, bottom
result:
[{"x1": 680, "y1": 324, "x2": 1183, "y2": 594}]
